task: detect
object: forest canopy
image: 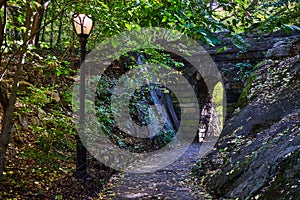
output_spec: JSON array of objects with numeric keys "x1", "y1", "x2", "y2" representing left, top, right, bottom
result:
[{"x1": 1, "y1": 0, "x2": 299, "y2": 52}]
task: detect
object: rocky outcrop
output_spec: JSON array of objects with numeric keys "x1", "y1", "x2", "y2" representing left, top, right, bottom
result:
[{"x1": 193, "y1": 55, "x2": 300, "y2": 199}]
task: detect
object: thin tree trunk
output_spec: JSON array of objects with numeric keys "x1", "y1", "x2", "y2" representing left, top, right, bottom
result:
[
  {"x1": 0, "y1": 52, "x2": 25, "y2": 179},
  {"x1": 0, "y1": 82, "x2": 8, "y2": 110},
  {"x1": 0, "y1": 0, "x2": 31, "y2": 180},
  {"x1": 30, "y1": 0, "x2": 44, "y2": 46},
  {"x1": 56, "y1": 11, "x2": 64, "y2": 47},
  {"x1": 35, "y1": 0, "x2": 50, "y2": 46},
  {"x1": 33, "y1": 3, "x2": 45, "y2": 47},
  {"x1": 41, "y1": 2, "x2": 48, "y2": 43},
  {"x1": 0, "y1": 0, "x2": 7, "y2": 67},
  {"x1": 50, "y1": 3, "x2": 55, "y2": 48},
  {"x1": 7, "y1": 6, "x2": 23, "y2": 42}
]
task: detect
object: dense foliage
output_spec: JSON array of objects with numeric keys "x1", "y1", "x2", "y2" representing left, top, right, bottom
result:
[{"x1": 0, "y1": 0, "x2": 299, "y2": 198}]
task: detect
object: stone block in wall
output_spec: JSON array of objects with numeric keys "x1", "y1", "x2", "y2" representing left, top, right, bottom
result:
[
  {"x1": 212, "y1": 51, "x2": 265, "y2": 62},
  {"x1": 230, "y1": 82, "x2": 243, "y2": 90},
  {"x1": 182, "y1": 107, "x2": 198, "y2": 114},
  {"x1": 266, "y1": 36, "x2": 300, "y2": 59},
  {"x1": 183, "y1": 66, "x2": 197, "y2": 77}
]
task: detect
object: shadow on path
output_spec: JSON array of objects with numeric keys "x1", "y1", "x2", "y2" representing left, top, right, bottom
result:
[{"x1": 98, "y1": 143, "x2": 205, "y2": 200}]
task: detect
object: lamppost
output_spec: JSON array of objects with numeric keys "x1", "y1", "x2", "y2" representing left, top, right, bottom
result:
[{"x1": 72, "y1": 13, "x2": 93, "y2": 179}]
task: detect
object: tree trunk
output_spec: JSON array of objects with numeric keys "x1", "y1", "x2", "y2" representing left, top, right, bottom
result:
[
  {"x1": 29, "y1": 0, "x2": 44, "y2": 46},
  {"x1": 33, "y1": 8, "x2": 44, "y2": 47},
  {"x1": 0, "y1": 0, "x2": 31, "y2": 180},
  {"x1": 49, "y1": 3, "x2": 55, "y2": 48},
  {"x1": 0, "y1": 51, "x2": 26, "y2": 180},
  {"x1": 7, "y1": 6, "x2": 21, "y2": 42},
  {"x1": 0, "y1": 82, "x2": 8, "y2": 110},
  {"x1": 56, "y1": 10, "x2": 64, "y2": 47},
  {"x1": 40, "y1": 3, "x2": 48, "y2": 43},
  {"x1": 35, "y1": 0, "x2": 50, "y2": 46},
  {"x1": 0, "y1": 0, "x2": 7, "y2": 67}
]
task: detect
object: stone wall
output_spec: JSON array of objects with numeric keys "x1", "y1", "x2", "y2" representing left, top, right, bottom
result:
[{"x1": 204, "y1": 29, "x2": 300, "y2": 119}]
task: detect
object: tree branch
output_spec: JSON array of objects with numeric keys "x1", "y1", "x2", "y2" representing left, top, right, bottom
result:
[{"x1": 0, "y1": 4, "x2": 68, "y2": 76}]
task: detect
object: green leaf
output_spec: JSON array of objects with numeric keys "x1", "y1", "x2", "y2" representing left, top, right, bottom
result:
[
  {"x1": 111, "y1": 39, "x2": 118, "y2": 48},
  {"x1": 162, "y1": 16, "x2": 168, "y2": 23},
  {"x1": 125, "y1": 23, "x2": 131, "y2": 30},
  {"x1": 216, "y1": 46, "x2": 227, "y2": 54},
  {"x1": 236, "y1": 0, "x2": 243, "y2": 5}
]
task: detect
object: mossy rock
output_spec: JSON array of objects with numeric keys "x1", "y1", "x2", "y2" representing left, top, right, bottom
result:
[
  {"x1": 236, "y1": 72, "x2": 257, "y2": 108},
  {"x1": 194, "y1": 56, "x2": 300, "y2": 199}
]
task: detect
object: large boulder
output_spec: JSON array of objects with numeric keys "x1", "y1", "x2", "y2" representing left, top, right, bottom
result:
[{"x1": 193, "y1": 55, "x2": 300, "y2": 199}]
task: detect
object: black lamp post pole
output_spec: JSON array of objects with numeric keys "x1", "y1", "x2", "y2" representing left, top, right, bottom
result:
[{"x1": 75, "y1": 35, "x2": 88, "y2": 179}]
